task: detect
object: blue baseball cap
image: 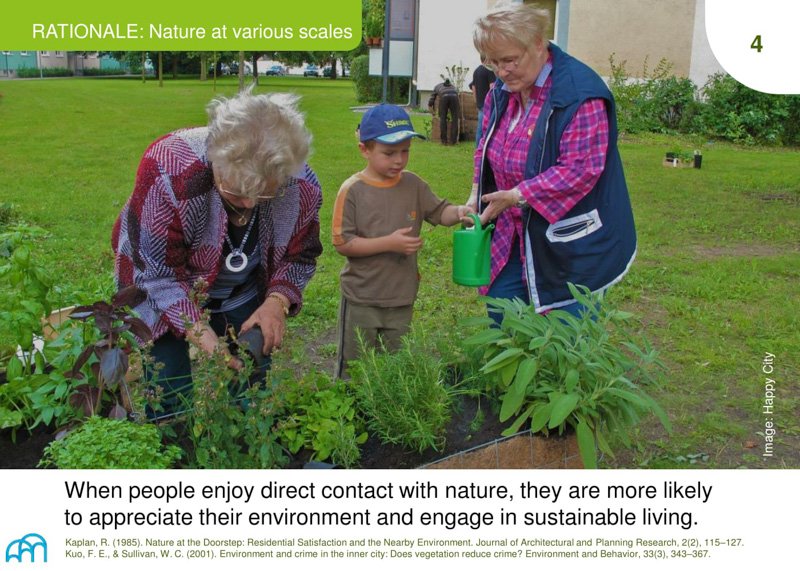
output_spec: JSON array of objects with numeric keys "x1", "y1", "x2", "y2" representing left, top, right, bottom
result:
[{"x1": 359, "y1": 104, "x2": 426, "y2": 144}]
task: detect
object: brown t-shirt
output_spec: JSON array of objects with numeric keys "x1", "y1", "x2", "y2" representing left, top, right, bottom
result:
[{"x1": 332, "y1": 171, "x2": 450, "y2": 307}]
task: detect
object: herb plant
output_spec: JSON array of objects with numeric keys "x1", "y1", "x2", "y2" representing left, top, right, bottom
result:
[
  {"x1": 349, "y1": 328, "x2": 465, "y2": 453},
  {"x1": 183, "y1": 337, "x2": 289, "y2": 469},
  {"x1": 39, "y1": 416, "x2": 181, "y2": 469},
  {"x1": 63, "y1": 285, "x2": 152, "y2": 418},
  {"x1": 274, "y1": 370, "x2": 367, "y2": 468},
  {"x1": 463, "y1": 284, "x2": 671, "y2": 468},
  {"x1": 0, "y1": 229, "x2": 53, "y2": 431}
]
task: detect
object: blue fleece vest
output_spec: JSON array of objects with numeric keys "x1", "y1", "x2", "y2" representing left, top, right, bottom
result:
[{"x1": 479, "y1": 43, "x2": 637, "y2": 311}]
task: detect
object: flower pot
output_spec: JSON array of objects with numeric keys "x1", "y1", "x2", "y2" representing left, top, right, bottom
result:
[{"x1": 662, "y1": 157, "x2": 693, "y2": 168}]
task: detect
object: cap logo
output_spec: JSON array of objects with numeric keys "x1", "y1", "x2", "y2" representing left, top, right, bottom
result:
[{"x1": 385, "y1": 119, "x2": 411, "y2": 128}]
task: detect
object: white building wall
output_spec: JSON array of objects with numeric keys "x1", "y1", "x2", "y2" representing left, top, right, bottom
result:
[
  {"x1": 417, "y1": 0, "x2": 488, "y2": 92},
  {"x1": 689, "y1": 0, "x2": 725, "y2": 89}
]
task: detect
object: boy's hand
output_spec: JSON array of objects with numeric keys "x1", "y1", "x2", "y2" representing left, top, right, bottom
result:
[
  {"x1": 457, "y1": 204, "x2": 476, "y2": 225},
  {"x1": 388, "y1": 226, "x2": 423, "y2": 255}
]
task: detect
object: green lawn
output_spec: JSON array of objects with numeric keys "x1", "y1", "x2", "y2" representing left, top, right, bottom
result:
[{"x1": 1, "y1": 77, "x2": 798, "y2": 468}]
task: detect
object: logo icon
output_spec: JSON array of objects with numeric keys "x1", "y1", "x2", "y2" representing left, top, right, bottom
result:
[{"x1": 5, "y1": 533, "x2": 48, "y2": 563}]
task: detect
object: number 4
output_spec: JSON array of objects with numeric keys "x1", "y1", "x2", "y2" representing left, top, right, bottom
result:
[{"x1": 751, "y1": 35, "x2": 763, "y2": 52}]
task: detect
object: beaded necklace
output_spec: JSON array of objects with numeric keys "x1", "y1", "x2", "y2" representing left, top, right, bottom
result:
[{"x1": 223, "y1": 209, "x2": 257, "y2": 273}]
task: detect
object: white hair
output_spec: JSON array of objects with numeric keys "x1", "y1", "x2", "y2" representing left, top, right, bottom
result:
[
  {"x1": 206, "y1": 86, "x2": 311, "y2": 199},
  {"x1": 474, "y1": 3, "x2": 551, "y2": 56}
]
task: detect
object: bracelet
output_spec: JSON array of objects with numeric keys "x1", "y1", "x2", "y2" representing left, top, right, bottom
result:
[{"x1": 267, "y1": 293, "x2": 290, "y2": 316}]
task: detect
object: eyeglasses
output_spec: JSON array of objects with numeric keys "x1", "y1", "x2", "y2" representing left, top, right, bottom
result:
[
  {"x1": 486, "y1": 51, "x2": 527, "y2": 72},
  {"x1": 217, "y1": 183, "x2": 284, "y2": 201}
]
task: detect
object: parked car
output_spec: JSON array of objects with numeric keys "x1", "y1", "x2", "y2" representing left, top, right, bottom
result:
[
  {"x1": 229, "y1": 61, "x2": 252, "y2": 75},
  {"x1": 322, "y1": 66, "x2": 333, "y2": 77},
  {"x1": 265, "y1": 65, "x2": 285, "y2": 76},
  {"x1": 208, "y1": 63, "x2": 231, "y2": 76},
  {"x1": 303, "y1": 65, "x2": 320, "y2": 77}
]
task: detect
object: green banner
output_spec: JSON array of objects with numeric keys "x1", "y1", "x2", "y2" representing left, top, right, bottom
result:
[{"x1": 1, "y1": 0, "x2": 362, "y2": 51}]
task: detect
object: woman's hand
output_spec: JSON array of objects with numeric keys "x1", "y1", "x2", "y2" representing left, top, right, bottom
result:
[
  {"x1": 240, "y1": 294, "x2": 289, "y2": 355},
  {"x1": 188, "y1": 322, "x2": 243, "y2": 371},
  {"x1": 479, "y1": 189, "x2": 522, "y2": 226}
]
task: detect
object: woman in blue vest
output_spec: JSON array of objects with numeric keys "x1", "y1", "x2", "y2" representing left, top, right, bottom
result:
[{"x1": 467, "y1": 3, "x2": 636, "y2": 321}]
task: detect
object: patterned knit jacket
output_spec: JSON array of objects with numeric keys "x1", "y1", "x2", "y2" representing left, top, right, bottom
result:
[{"x1": 112, "y1": 127, "x2": 323, "y2": 341}]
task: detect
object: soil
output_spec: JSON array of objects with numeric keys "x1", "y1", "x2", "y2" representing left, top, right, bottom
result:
[
  {"x1": 0, "y1": 392, "x2": 513, "y2": 470},
  {"x1": 349, "y1": 395, "x2": 511, "y2": 469},
  {"x1": 0, "y1": 425, "x2": 54, "y2": 469}
]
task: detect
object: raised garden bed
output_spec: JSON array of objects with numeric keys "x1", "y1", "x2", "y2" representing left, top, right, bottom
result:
[
  {"x1": 0, "y1": 390, "x2": 579, "y2": 470},
  {"x1": 422, "y1": 431, "x2": 581, "y2": 470}
]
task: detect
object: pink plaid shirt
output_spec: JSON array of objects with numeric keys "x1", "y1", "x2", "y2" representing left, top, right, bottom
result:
[{"x1": 474, "y1": 65, "x2": 609, "y2": 295}]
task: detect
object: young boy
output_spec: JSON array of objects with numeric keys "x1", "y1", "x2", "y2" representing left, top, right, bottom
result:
[{"x1": 332, "y1": 104, "x2": 471, "y2": 378}]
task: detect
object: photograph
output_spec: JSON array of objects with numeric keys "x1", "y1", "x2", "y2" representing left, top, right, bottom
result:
[{"x1": 0, "y1": 0, "x2": 797, "y2": 565}]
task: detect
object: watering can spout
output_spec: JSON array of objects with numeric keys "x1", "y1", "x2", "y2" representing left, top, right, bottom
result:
[{"x1": 452, "y1": 213, "x2": 494, "y2": 286}]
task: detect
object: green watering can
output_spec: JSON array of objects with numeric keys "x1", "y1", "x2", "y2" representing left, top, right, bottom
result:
[{"x1": 452, "y1": 213, "x2": 494, "y2": 286}]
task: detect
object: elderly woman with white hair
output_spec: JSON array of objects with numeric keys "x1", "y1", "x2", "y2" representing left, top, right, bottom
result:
[
  {"x1": 469, "y1": 3, "x2": 636, "y2": 322},
  {"x1": 112, "y1": 88, "x2": 322, "y2": 417}
]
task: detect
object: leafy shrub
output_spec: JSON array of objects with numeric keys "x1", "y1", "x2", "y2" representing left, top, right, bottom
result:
[
  {"x1": 349, "y1": 328, "x2": 457, "y2": 453},
  {"x1": 608, "y1": 55, "x2": 698, "y2": 134},
  {"x1": 39, "y1": 416, "x2": 181, "y2": 469},
  {"x1": 607, "y1": 56, "x2": 800, "y2": 146},
  {"x1": 82, "y1": 68, "x2": 125, "y2": 76},
  {"x1": 17, "y1": 67, "x2": 74, "y2": 78},
  {"x1": 784, "y1": 97, "x2": 800, "y2": 147},
  {"x1": 463, "y1": 284, "x2": 670, "y2": 469},
  {"x1": 350, "y1": 54, "x2": 409, "y2": 104},
  {"x1": 698, "y1": 72, "x2": 799, "y2": 145},
  {"x1": 351, "y1": 55, "x2": 382, "y2": 103}
]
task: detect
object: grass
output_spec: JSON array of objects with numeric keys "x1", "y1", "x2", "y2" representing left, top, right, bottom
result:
[{"x1": 1, "y1": 77, "x2": 798, "y2": 468}]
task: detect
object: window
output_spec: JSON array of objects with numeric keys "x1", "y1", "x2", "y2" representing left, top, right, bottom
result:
[
  {"x1": 20, "y1": 51, "x2": 28, "y2": 56},
  {"x1": 41, "y1": 51, "x2": 49, "y2": 56},
  {"x1": 55, "y1": 51, "x2": 64, "y2": 57},
  {"x1": 1, "y1": 51, "x2": 11, "y2": 56}
]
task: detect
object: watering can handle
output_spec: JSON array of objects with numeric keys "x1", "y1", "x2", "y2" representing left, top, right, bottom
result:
[{"x1": 464, "y1": 212, "x2": 482, "y2": 230}]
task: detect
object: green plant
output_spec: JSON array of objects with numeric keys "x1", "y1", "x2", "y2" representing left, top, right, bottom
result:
[
  {"x1": 698, "y1": 72, "x2": 799, "y2": 145},
  {"x1": 418, "y1": 115, "x2": 432, "y2": 139},
  {"x1": 349, "y1": 328, "x2": 463, "y2": 453},
  {"x1": 350, "y1": 55, "x2": 381, "y2": 103},
  {"x1": 17, "y1": 67, "x2": 74, "y2": 78},
  {"x1": 463, "y1": 284, "x2": 671, "y2": 468},
  {"x1": 0, "y1": 203, "x2": 21, "y2": 230},
  {"x1": 274, "y1": 370, "x2": 367, "y2": 467},
  {"x1": 665, "y1": 147, "x2": 695, "y2": 163},
  {"x1": 365, "y1": 0, "x2": 385, "y2": 38},
  {"x1": 39, "y1": 416, "x2": 181, "y2": 469},
  {"x1": 0, "y1": 229, "x2": 53, "y2": 431},
  {"x1": 62, "y1": 286, "x2": 152, "y2": 419},
  {"x1": 608, "y1": 54, "x2": 698, "y2": 134},
  {"x1": 184, "y1": 338, "x2": 289, "y2": 469}
]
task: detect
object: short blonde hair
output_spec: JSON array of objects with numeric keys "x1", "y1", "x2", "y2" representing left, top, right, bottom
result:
[
  {"x1": 207, "y1": 87, "x2": 311, "y2": 199},
  {"x1": 473, "y1": 3, "x2": 551, "y2": 57}
]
